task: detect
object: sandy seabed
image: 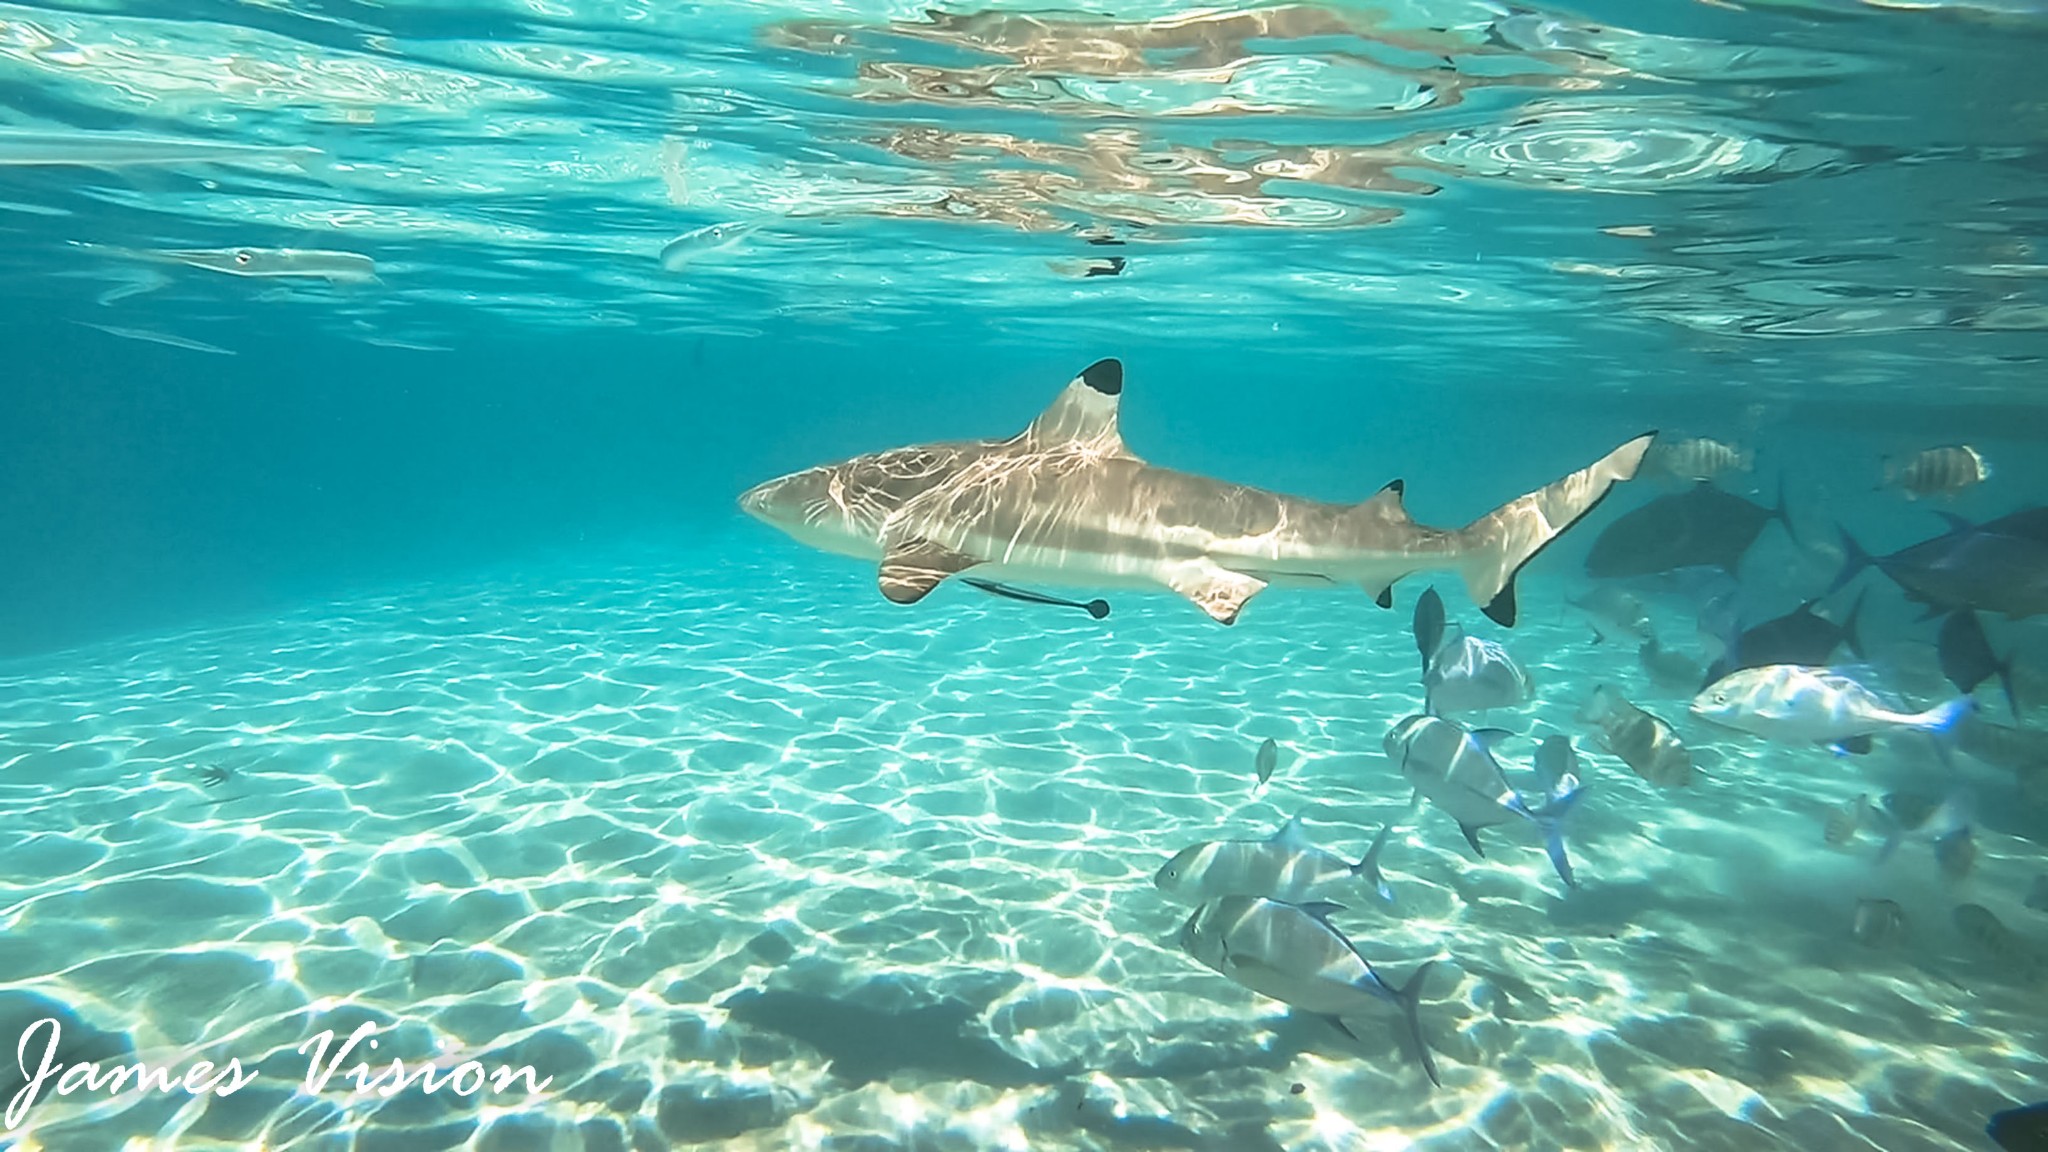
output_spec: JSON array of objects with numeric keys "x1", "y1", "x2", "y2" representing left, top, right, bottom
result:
[{"x1": 0, "y1": 542, "x2": 2042, "y2": 1152}]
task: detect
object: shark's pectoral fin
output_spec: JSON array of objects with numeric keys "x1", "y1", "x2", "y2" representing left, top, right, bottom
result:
[
  {"x1": 1368, "y1": 581, "x2": 1395, "y2": 610},
  {"x1": 1166, "y1": 564, "x2": 1267, "y2": 625},
  {"x1": 878, "y1": 538, "x2": 983, "y2": 605}
]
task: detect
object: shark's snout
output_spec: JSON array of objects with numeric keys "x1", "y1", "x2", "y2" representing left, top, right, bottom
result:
[{"x1": 737, "y1": 480, "x2": 776, "y2": 523}]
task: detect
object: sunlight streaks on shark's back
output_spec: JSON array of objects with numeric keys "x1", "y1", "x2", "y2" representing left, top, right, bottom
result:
[{"x1": 739, "y1": 358, "x2": 1655, "y2": 625}]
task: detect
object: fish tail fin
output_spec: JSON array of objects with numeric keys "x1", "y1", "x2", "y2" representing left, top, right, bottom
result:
[
  {"x1": 1916, "y1": 697, "x2": 1976, "y2": 769},
  {"x1": 1457, "y1": 433, "x2": 1656, "y2": 628},
  {"x1": 1353, "y1": 823, "x2": 1398, "y2": 904},
  {"x1": 1507, "y1": 775, "x2": 1588, "y2": 889},
  {"x1": 1389, "y1": 961, "x2": 1441, "y2": 1088},
  {"x1": 1841, "y1": 586, "x2": 1869, "y2": 661},
  {"x1": 1772, "y1": 472, "x2": 1801, "y2": 548},
  {"x1": 1825, "y1": 525, "x2": 1874, "y2": 598},
  {"x1": 2000, "y1": 653, "x2": 2022, "y2": 721},
  {"x1": 1915, "y1": 696, "x2": 1975, "y2": 736}
]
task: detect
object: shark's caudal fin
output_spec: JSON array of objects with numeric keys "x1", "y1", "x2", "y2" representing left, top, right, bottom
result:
[{"x1": 1456, "y1": 433, "x2": 1657, "y2": 628}]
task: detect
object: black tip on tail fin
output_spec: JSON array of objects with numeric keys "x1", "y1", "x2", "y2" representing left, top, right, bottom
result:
[
  {"x1": 1460, "y1": 432, "x2": 1654, "y2": 631},
  {"x1": 1481, "y1": 581, "x2": 1517, "y2": 628},
  {"x1": 1375, "y1": 586, "x2": 1395, "y2": 610}
]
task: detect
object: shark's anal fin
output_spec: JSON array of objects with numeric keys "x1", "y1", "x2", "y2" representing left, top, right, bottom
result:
[
  {"x1": 1166, "y1": 564, "x2": 1267, "y2": 625},
  {"x1": 878, "y1": 538, "x2": 983, "y2": 604}
]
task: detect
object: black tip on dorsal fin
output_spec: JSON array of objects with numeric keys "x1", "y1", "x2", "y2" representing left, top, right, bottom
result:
[
  {"x1": 1383, "y1": 479, "x2": 1405, "y2": 496},
  {"x1": 1080, "y1": 358, "x2": 1122, "y2": 397}
]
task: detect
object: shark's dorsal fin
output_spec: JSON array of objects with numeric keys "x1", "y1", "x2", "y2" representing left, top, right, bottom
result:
[
  {"x1": 1022, "y1": 358, "x2": 1139, "y2": 460},
  {"x1": 878, "y1": 537, "x2": 982, "y2": 604}
]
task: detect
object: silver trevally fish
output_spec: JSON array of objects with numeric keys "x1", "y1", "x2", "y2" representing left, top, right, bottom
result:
[
  {"x1": 1155, "y1": 815, "x2": 1397, "y2": 905},
  {"x1": 1690, "y1": 664, "x2": 1973, "y2": 752},
  {"x1": 1385, "y1": 714, "x2": 1585, "y2": 888},
  {"x1": 1413, "y1": 586, "x2": 1531, "y2": 715},
  {"x1": 741, "y1": 359, "x2": 1653, "y2": 626},
  {"x1": 1177, "y1": 895, "x2": 1440, "y2": 1086}
]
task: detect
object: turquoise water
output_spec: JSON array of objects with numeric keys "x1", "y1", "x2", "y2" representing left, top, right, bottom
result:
[{"x1": 3, "y1": 1, "x2": 2048, "y2": 1149}]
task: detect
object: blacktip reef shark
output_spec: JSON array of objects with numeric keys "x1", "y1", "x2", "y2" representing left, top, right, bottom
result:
[{"x1": 739, "y1": 358, "x2": 1655, "y2": 626}]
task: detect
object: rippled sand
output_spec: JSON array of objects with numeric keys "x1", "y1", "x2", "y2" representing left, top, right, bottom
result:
[{"x1": 1, "y1": 542, "x2": 2042, "y2": 1151}]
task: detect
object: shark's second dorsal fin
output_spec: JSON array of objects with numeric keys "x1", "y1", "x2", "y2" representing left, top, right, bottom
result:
[{"x1": 1022, "y1": 358, "x2": 1139, "y2": 459}]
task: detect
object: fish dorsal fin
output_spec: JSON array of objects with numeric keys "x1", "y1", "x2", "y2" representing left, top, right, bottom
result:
[
  {"x1": 1022, "y1": 358, "x2": 1139, "y2": 460},
  {"x1": 1271, "y1": 814, "x2": 1311, "y2": 850},
  {"x1": 1932, "y1": 511, "x2": 1975, "y2": 535},
  {"x1": 1296, "y1": 900, "x2": 1346, "y2": 923},
  {"x1": 1469, "y1": 728, "x2": 1515, "y2": 753}
]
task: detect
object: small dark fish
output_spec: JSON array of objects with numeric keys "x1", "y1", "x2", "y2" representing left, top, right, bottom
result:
[
  {"x1": 1851, "y1": 897, "x2": 1906, "y2": 947},
  {"x1": 195, "y1": 765, "x2": 233, "y2": 787},
  {"x1": 1639, "y1": 636, "x2": 1705, "y2": 694},
  {"x1": 1881, "y1": 445, "x2": 1989, "y2": 501},
  {"x1": 1586, "y1": 480, "x2": 1790, "y2": 578},
  {"x1": 1703, "y1": 591, "x2": 1865, "y2": 685},
  {"x1": 1954, "y1": 903, "x2": 2046, "y2": 982},
  {"x1": 1414, "y1": 586, "x2": 1447, "y2": 679},
  {"x1": 1938, "y1": 609, "x2": 2020, "y2": 718},
  {"x1": 1988, "y1": 1101, "x2": 2048, "y2": 1152},
  {"x1": 1255, "y1": 737, "x2": 1280, "y2": 785},
  {"x1": 1935, "y1": 827, "x2": 1979, "y2": 881},
  {"x1": 963, "y1": 579, "x2": 1109, "y2": 620},
  {"x1": 1832, "y1": 513, "x2": 2048, "y2": 619},
  {"x1": 1083, "y1": 256, "x2": 1126, "y2": 278},
  {"x1": 1823, "y1": 793, "x2": 1870, "y2": 848}
]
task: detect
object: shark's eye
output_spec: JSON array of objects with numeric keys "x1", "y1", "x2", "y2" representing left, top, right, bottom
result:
[
  {"x1": 233, "y1": 250, "x2": 254, "y2": 265},
  {"x1": 1165, "y1": 868, "x2": 1178, "y2": 879}
]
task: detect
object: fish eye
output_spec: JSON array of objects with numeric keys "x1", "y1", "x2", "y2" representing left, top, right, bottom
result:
[
  {"x1": 1164, "y1": 868, "x2": 1178, "y2": 879},
  {"x1": 233, "y1": 250, "x2": 253, "y2": 265},
  {"x1": 1713, "y1": 692, "x2": 1728, "y2": 705}
]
